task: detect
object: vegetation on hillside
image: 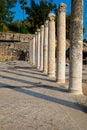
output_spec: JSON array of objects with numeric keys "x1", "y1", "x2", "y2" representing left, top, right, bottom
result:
[
  {"x1": 0, "y1": 0, "x2": 17, "y2": 32},
  {"x1": 0, "y1": 0, "x2": 86, "y2": 40},
  {"x1": 25, "y1": 0, "x2": 57, "y2": 33}
]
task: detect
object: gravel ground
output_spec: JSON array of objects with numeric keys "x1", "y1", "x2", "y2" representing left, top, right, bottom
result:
[{"x1": 0, "y1": 61, "x2": 87, "y2": 130}]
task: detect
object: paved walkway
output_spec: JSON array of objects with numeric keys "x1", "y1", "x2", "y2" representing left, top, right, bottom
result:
[{"x1": 0, "y1": 61, "x2": 87, "y2": 130}]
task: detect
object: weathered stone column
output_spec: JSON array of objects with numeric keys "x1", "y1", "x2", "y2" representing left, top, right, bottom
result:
[
  {"x1": 29, "y1": 41, "x2": 31, "y2": 62},
  {"x1": 43, "y1": 20, "x2": 49, "y2": 74},
  {"x1": 40, "y1": 25, "x2": 44, "y2": 70},
  {"x1": 31, "y1": 38, "x2": 33, "y2": 64},
  {"x1": 37, "y1": 29, "x2": 40, "y2": 69},
  {"x1": 32, "y1": 35, "x2": 35, "y2": 65},
  {"x1": 35, "y1": 32, "x2": 37, "y2": 67},
  {"x1": 69, "y1": 0, "x2": 83, "y2": 94},
  {"x1": 48, "y1": 13, "x2": 55, "y2": 78},
  {"x1": 29, "y1": 39, "x2": 32, "y2": 64},
  {"x1": 56, "y1": 3, "x2": 66, "y2": 83}
]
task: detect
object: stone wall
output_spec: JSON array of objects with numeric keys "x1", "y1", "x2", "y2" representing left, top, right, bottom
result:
[
  {"x1": 0, "y1": 32, "x2": 32, "y2": 43},
  {"x1": 0, "y1": 42, "x2": 29, "y2": 61},
  {"x1": 0, "y1": 32, "x2": 33, "y2": 61}
]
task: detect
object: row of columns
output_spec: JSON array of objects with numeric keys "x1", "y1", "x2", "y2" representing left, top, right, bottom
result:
[{"x1": 29, "y1": 0, "x2": 83, "y2": 95}]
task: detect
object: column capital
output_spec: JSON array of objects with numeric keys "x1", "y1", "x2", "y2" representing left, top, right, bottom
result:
[
  {"x1": 48, "y1": 13, "x2": 55, "y2": 21},
  {"x1": 40, "y1": 25, "x2": 44, "y2": 30},
  {"x1": 44, "y1": 20, "x2": 49, "y2": 27},
  {"x1": 35, "y1": 32, "x2": 37, "y2": 35},
  {"x1": 37, "y1": 29, "x2": 40, "y2": 32},
  {"x1": 58, "y1": 3, "x2": 66, "y2": 12}
]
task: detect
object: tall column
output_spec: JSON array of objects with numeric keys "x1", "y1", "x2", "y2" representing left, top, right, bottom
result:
[
  {"x1": 29, "y1": 40, "x2": 31, "y2": 62},
  {"x1": 43, "y1": 20, "x2": 49, "y2": 74},
  {"x1": 40, "y1": 25, "x2": 44, "y2": 70},
  {"x1": 48, "y1": 13, "x2": 55, "y2": 78},
  {"x1": 31, "y1": 38, "x2": 33, "y2": 64},
  {"x1": 37, "y1": 29, "x2": 40, "y2": 69},
  {"x1": 35, "y1": 32, "x2": 37, "y2": 67},
  {"x1": 69, "y1": 0, "x2": 83, "y2": 94},
  {"x1": 32, "y1": 35, "x2": 35, "y2": 65},
  {"x1": 56, "y1": 3, "x2": 66, "y2": 83},
  {"x1": 29, "y1": 39, "x2": 32, "y2": 64}
]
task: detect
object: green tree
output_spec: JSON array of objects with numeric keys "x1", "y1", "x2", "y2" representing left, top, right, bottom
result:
[
  {"x1": 20, "y1": 0, "x2": 27, "y2": 33},
  {"x1": 20, "y1": 0, "x2": 27, "y2": 21},
  {"x1": 25, "y1": 0, "x2": 57, "y2": 32},
  {"x1": 0, "y1": 0, "x2": 17, "y2": 32},
  {"x1": 8, "y1": 20, "x2": 31, "y2": 34}
]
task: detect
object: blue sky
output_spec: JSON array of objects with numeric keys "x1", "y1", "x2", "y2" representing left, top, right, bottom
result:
[{"x1": 12, "y1": 0, "x2": 87, "y2": 39}]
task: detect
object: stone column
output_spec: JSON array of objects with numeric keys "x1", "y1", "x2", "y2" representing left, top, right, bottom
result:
[
  {"x1": 48, "y1": 13, "x2": 55, "y2": 78},
  {"x1": 31, "y1": 38, "x2": 33, "y2": 64},
  {"x1": 40, "y1": 25, "x2": 44, "y2": 70},
  {"x1": 29, "y1": 41, "x2": 31, "y2": 62},
  {"x1": 35, "y1": 32, "x2": 37, "y2": 67},
  {"x1": 29, "y1": 39, "x2": 32, "y2": 64},
  {"x1": 37, "y1": 29, "x2": 40, "y2": 69},
  {"x1": 69, "y1": 0, "x2": 83, "y2": 94},
  {"x1": 32, "y1": 35, "x2": 35, "y2": 65},
  {"x1": 56, "y1": 3, "x2": 66, "y2": 83},
  {"x1": 43, "y1": 20, "x2": 49, "y2": 74},
  {"x1": 31, "y1": 38, "x2": 33, "y2": 65}
]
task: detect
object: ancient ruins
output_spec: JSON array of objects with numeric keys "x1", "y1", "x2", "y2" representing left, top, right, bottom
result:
[{"x1": 0, "y1": 0, "x2": 86, "y2": 95}]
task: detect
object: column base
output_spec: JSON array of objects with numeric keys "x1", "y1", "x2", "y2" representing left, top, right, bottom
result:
[
  {"x1": 32, "y1": 64, "x2": 36, "y2": 68},
  {"x1": 39, "y1": 67, "x2": 43, "y2": 71},
  {"x1": 48, "y1": 73, "x2": 55, "y2": 78},
  {"x1": 43, "y1": 70, "x2": 48, "y2": 74},
  {"x1": 37, "y1": 66, "x2": 40, "y2": 69},
  {"x1": 30, "y1": 62, "x2": 33, "y2": 65},
  {"x1": 68, "y1": 88, "x2": 83, "y2": 95},
  {"x1": 34, "y1": 65, "x2": 37, "y2": 68},
  {"x1": 69, "y1": 77, "x2": 83, "y2": 94},
  {"x1": 56, "y1": 79, "x2": 65, "y2": 84},
  {"x1": 32, "y1": 63, "x2": 35, "y2": 66}
]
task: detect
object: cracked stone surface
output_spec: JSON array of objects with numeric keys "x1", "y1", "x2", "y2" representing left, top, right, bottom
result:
[{"x1": 0, "y1": 61, "x2": 87, "y2": 130}]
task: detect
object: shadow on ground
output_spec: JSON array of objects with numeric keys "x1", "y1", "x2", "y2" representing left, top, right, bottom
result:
[{"x1": 0, "y1": 81, "x2": 87, "y2": 113}]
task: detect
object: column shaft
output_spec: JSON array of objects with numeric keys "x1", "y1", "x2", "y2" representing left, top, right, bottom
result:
[
  {"x1": 29, "y1": 42, "x2": 30, "y2": 62},
  {"x1": 35, "y1": 32, "x2": 37, "y2": 67},
  {"x1": 43, "y1": 20, "x2": 48, "y2": 73},
  {"x1": 48, "y1": 14, "x2": 55, "y2": 78},
  {"x1": 37, "y1": 29, "x2": 40, "y2": 69},
  {"x1": 32, "y1": 36, "x2": 35, "y2": 65},
  {"x1": 69, "y1": 0, "x2": 83, "y2": 94},
  {"x1": 31, "y1": 39, "x2": 33, "y2": 64},
  {"x1": 40, "y1": 25, "x2": 44, "y2": 70},
  {"x1": 29, "y1": 40, "x2": 32, "y2": 64},
  {"x1": 56, "y1": 3, "x2": 66, "y2": 83}
]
